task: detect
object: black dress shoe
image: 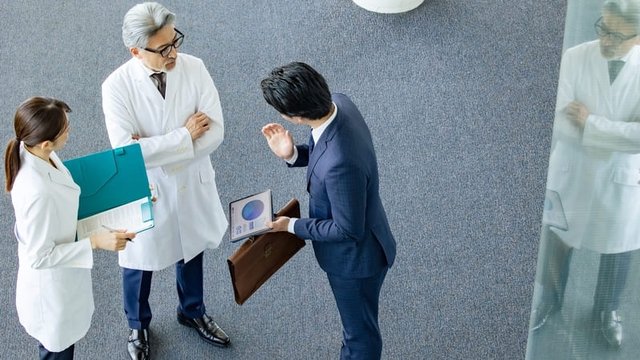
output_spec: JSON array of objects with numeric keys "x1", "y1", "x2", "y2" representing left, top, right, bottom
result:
[
  {"x1": 530, "y1": 303, "x2": 559, "y2": 331},
  {"x1": 127, "y1": 328, "x2": 150, "y2": 360},
  {"x1": 597, "y1": 310, "x2": 623, "y2": 347},
  {"x1": 177, "y1": 312, "x2": 230, "y2": 347}
]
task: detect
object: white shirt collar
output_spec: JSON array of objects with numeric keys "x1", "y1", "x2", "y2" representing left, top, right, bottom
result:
[
  {"x1": 136, "y1": 57, "x2": 177, "y2": 76},
  {"x1": 612, "y1": 44, "x2": 637, "y2": 62},
  {"x1": 311, "y1": 102, "x2": 338, "y2": 144}
]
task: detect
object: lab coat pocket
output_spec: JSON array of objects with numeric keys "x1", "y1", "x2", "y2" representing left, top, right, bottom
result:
[
  {"x1": 199, "y1": 166, "x2": 215, "y2": 184},
  {"x1": 47, "y1": 268, "x2": 75, "y2": 308},
  {"x1": 611, "y1": 167, "x2": 640, "y2": 187}
]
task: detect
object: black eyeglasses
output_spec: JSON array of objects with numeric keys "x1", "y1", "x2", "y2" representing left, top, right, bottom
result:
[
  {"x1": 594, "y1": 17, "x2": 637, "y2": 45},
  {"x1": 144, "y1": 28, "x2": 184, "y2": 57}
]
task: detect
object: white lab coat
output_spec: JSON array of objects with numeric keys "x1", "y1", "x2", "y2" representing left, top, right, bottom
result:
[
  {"x1": 11, "y1": 145, "x2": 94, "y2": 352},
  {"x1": 547, "y1": 41, "x2": 640, "y2": 254},
  {"x1": 102, "y1": 53, "x2": 228, "y2": 270}
]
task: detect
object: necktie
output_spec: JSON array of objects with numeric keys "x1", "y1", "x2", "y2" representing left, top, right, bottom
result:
[
  {"x1": 150, "y1": 72, "x2": 166, "y2": 98},
  {"x1": 308, "y1": 133, "x2": 315, "y2": 154},
  {"x1": 608, "y1": 60, "x2": 625, "y2": 84}
]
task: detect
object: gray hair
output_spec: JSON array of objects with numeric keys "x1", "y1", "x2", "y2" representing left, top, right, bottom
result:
[
  {"x1": 122, "y1": 2, "x2": 175, "y2": 48},
  {"x1": 603, "y1": 0, "x2": 640, "y2": 34}
]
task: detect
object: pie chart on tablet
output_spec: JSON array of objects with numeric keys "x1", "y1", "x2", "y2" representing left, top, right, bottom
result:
[{"x1": 242, "y1": 200, "x2": 264, "y2": 221}]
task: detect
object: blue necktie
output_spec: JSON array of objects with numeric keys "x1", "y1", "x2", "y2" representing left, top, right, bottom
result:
[{"x1": 309, "y1": 134, "x2": 315, "y2": 153}]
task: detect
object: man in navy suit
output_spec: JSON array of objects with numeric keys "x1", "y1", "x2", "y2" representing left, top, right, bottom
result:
[{"x1": 260, "y1": 62, "x2": 396, "y2": 360}]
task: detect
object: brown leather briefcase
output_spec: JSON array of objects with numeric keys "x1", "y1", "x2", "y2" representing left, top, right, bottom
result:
[{"x1": 227, "y1": 198, "x2": 305, "y2": 305}]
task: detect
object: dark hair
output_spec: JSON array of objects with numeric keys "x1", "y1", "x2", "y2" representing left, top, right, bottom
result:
[
  {"x1": 260, "y1": 62, "x2": 332, "y2": 120},
  {"x1": 4, "y1": 97, "x2": 71, "y2": 192}
]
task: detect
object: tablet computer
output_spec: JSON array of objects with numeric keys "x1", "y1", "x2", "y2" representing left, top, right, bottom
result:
[{"x1": 229, "y1": 189, "x2": 273, "y2": 242}]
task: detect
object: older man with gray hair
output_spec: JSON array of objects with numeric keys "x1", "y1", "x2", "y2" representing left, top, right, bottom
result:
[
  {"x1": 102, "y1": 2, "x2": 230, "y2": 359},
  {"x1": 531, "y1": 0, "x2": 640, "y2": 348}
]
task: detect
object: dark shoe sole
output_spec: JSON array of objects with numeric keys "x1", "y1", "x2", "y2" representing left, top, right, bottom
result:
[{"x1": 126, "y1": 348, "x2": 150, "y2": 360}]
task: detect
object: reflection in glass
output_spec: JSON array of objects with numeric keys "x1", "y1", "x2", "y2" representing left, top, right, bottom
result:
[
  {"x1": 595, "y1": 17, "x2": 638, "y2": 44},
  {"x1": 527, "y1": 0, "x2": 640, "y2": 358}
]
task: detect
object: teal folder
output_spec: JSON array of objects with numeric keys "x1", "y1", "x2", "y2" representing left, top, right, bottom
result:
[{"x1": 64, "y1": 144, "x2": 154, "y2": 235}]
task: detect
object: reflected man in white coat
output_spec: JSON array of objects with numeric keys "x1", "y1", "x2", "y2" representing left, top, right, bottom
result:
[
  {"x1": 531, "y1": 0, "x2": 640, "y2": 348},
  {"x1": 102, "y1": 3, "x2": 230, "y2": 359}
]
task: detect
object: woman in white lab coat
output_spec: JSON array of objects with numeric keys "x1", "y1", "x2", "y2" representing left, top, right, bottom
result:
[{"x1": 4, "y1": 97, "x2": 135, "y2": 359}]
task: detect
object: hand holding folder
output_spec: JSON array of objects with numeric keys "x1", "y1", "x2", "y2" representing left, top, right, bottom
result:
[
  {"x1": 227, "y1": 198, "x2": 305, "y2": 305},
  {"x1": 63, "y1": 143, "x2": 154, "y2": 239}
]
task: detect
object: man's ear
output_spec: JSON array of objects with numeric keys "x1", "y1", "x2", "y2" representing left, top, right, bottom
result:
[
  {"x1": 291, "y1": 116, "x2": 306, "y2": 125},
  {"x1": 130, "y1": 47, "x2": 141, "y2": 58}
]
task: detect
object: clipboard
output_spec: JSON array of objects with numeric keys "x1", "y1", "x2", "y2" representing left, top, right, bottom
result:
[
  {"x1": 63, "y1": 143, "x2": 154, "y2": 238},
  {"x1": 227, "y1": 198, "x2": 305, "y2": 305},
  {"x1": 543, "y1": 189, "x2": 568, "y2": 230}
]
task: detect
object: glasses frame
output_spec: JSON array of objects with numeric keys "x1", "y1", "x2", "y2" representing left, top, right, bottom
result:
[
  {"x1": 594, "y1": 17, "x2": 637, "y2": 45},
  {"x1": 144, "y1": 28, "x2": 184, "y2": 58}
]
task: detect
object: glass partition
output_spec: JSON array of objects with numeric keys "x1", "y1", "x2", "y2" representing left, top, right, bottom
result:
[{"x1": 526, "y1": 0, "x2": 640, "y2": 359}]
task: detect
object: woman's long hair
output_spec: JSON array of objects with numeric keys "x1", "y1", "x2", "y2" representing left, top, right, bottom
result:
[{"x1": 4, "y1": 97, "x2": 70, "y2": 192}]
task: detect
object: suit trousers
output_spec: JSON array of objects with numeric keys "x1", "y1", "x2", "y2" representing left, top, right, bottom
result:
[
  {"x1": 538, "y1": 228, "x2": 631, "y2": 312},
  {"x1": 122, "y1": 252, "x2": 206, "y2": 329},
  {"x1": 327, "y1": 267, "x2": 388, "y2": 360},
  {"x1": 38, "y1": 343, "x2": 74, "y2": 360}
]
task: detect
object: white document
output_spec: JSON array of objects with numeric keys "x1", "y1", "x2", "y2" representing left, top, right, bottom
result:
[{"x1": 76, "y1": 197, "x2": 154, "y2": 239}]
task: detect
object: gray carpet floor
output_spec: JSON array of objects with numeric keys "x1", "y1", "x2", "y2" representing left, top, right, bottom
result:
[{"x1": 0, "y1": 0, "x2": 566, "y2": 359}]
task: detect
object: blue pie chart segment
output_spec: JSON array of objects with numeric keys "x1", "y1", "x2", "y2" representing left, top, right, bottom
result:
[{"x1": 242, "y1": 200, "x2": 264, "y2": 221}]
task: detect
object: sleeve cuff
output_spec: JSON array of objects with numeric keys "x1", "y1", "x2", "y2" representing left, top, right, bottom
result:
[
  {"x1": 288, "y1": 218, "x2": 298, "y2": 234},
  {"x1": 285, "y1": 146, "x2": 298, "y2": 165}
]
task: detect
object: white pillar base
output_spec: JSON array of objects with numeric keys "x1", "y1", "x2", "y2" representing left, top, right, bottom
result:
[{"x1": 352, "y1": 0, "x2": 424, "y2": 14}]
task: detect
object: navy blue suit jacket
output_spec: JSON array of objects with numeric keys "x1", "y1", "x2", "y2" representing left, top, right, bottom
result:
[{"x1": 291, "y1": 93, "x2": 396, "y2": 278}]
